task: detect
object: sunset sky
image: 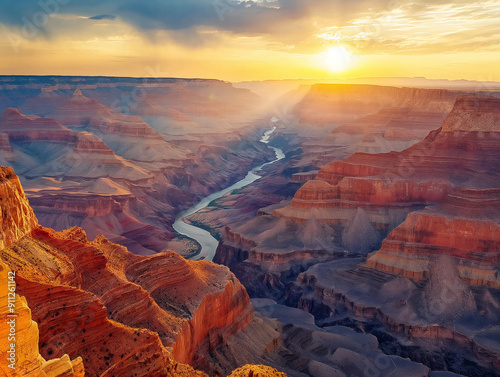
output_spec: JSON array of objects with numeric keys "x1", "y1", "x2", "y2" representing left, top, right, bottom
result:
[{"x1": 1, "y1": 0, "x2": 499, "y2": 82}]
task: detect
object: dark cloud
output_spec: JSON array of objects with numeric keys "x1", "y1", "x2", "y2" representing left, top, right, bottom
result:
[
  {"x1": 88, "y1": 14, "x2": 116, "y2": 20},
  {"x1": 0, "y1": 0, "x2": 397, "y2": 32}
]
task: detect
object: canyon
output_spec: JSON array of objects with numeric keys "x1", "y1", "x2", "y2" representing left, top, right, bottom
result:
[
  {"x1": 195, "y1": 88, "x2": 500, "y2": 376},
  {"x1": 0, "y1": 76, "x2": 275, "y2": 257},
  {"x1": 1, "y1": 77, "x2": 500, "y2": 376},
  {"x1": 0, "y1": 163, "x2": 436, "y2": 377}
]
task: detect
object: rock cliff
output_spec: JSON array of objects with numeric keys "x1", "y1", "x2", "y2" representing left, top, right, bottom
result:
[
  {"x1": 227, "y1": 365, "x2": 287, "y2": 377},
  {"x1": 0, "y1": 260, "x2": 85, "y2": 377},
  {"x1": 0, "y1": 166, "x2": 38, "y2": 250},
  {"x1": 295, "y1": 84, "x2": 456, "y2": 126}
]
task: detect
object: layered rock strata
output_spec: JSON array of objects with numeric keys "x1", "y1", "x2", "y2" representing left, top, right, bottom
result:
[
  {"x1": 0, "y1": 76, "x2": 273, "y2": 256},
  {"x1": 0, "y1": 260, "x2": 85, "y2": 377},
  {"x1": 0, "y1": 166, "x2": 263, "y2": 377}
]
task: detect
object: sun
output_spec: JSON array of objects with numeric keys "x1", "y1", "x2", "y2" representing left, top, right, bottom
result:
[{"x1": 320, "y1": 46, "x2": 355, "y2": 73}]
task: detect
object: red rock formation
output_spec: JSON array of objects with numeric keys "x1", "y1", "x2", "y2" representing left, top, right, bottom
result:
[
  {"x1": 0, "y1": 108, "x2": 76, "y2": 144},
  {"x1": 73, "y1": 132, "x2": 116, "y2": 156},
  {"x1": 0, "y1": 166, "x2": 259, "y2": 376},
  {"x1": 290, "y1": 180, "x2": 338, "y2": 208},
  {"x1": 367, "y1": 189, "x2": 500, "y2": 288},
  {"x1": 356, "y1": 95, "x2": 500, "y2": 287},
  {"x1": 0, "y1": 166, "x2": 38, "y2": 250},
  {"x1": 22, "y1": 89, "x2": 184, "y2": 141},
  {"x1": 442, "y1": 95, "x2": 500, "y2": 132},
  {"x1": 315, "y1": 152, "x2": 399, "y2": 185},
  {"x1": 0, "y1": 108, "x2": 67, "y2": 131},
  {"x1": 227, "y1": 365, "x2": 287, "y2": 377},
  {"x1": 282, "y1": 94, "x2": 500, "y2": 211},
  {"x1": 0, "y1": 260, "x2": 85, "y2": 377}
]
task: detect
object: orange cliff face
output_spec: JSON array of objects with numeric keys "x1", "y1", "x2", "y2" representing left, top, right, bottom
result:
[
  {"x1": 0, "y1": 168, "x2": 83, "y2": 376},
  {"x1": 0, "y1": 260, "x2": 85, "y2": 377},
  {"x1": 0, "y1": 167, "x2": 38, "y2": 250},
  {"x1": 366, "y1": 188, "x2": 500, "y2": 288},
  {"x1": 0, "y1": 166, "x2": 258, "y2": 376}
]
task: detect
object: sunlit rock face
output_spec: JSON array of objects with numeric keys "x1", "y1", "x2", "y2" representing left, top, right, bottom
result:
[
  {"x1": 227, "y1": 364, "x2": 287, "y2": 377},
  {"x1": 0, "y1": 166, "x2": 38, "y2": 250},
  {"x1": 0, "y1": 260, "x2": 85, "y2": 377}
]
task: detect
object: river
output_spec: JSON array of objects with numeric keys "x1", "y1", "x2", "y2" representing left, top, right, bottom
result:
[{"x1": 172, "y1": 126, "x2": 285, "y2": 261}]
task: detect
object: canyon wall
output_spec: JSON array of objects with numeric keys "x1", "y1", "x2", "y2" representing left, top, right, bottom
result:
[{"x1": 0, "y1": 260, "x2": 85, "y2": 377}]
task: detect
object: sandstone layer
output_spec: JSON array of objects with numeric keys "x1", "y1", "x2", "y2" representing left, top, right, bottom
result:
[
  {"x1": 0, "y1": 260, "x2": 84, "y2": 377},
  {"x1": 227, "y1": 364, "x2": 287, "y2": 377}
]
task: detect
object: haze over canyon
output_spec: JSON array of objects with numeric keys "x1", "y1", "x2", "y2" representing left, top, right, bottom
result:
[{"x1": 0, "y1": 74, "x2": 498, "y2": 377}]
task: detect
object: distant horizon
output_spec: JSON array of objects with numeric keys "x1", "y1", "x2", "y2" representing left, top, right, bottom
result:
[{"x1": 1, "y1": 74, "x2": 500, "y2": 86}]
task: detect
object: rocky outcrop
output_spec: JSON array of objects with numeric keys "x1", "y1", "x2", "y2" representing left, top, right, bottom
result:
[
  {"x1": 366, "y1": 189, "x2": 500, "y2": 288},
  {"x1": 0, "y1": 108, "x2": 75, "y2": 144},
  {"x1": 288, "y1": 257, "x2": 500, "y2": 375},
  {"x1": 290, "y1": 180, "x2": 338, "y2": 208},
  {"x1": 227, "y1": 365, "x2": 287, "y2": 377},
  {"x1": 92, "y1": 237, "x2": 254, "y2": 371},
  {"x1": 358, "y1": 95, "x2": 500, "y2": 287},
  {"x1": 442, "y1": 95, "x2": 500, "y2": 132},
  {"x1": 0, "y1": 260, "x2": 84, "y2": 377},
  {"x1": 0, "y1": 166, "x2": 38, "y2": 250},
  {"x1": 274, "y1": 95, "x2": 500, "y2": 255}
]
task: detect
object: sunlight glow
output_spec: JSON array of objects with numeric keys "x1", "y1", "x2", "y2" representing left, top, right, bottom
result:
[{"x1": 320, "y1": 46, "x2": 355, "y2": 73}]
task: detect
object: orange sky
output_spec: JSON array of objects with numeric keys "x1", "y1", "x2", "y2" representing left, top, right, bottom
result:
[{"x1": 1, "y1": 0, "x2": 499, "y2": 82}]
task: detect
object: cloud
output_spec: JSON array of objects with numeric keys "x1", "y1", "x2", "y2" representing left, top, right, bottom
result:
[
  {"x1": 0, "y1": 0, "x2": 499, "y2": 54},
  {"x1": 88, "y1": 14, "x2": 116, "y2": 20}
]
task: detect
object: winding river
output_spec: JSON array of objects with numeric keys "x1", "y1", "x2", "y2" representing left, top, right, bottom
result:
[{"x1": 172, "y1": 126, "x2": 285, "y2": 261}]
